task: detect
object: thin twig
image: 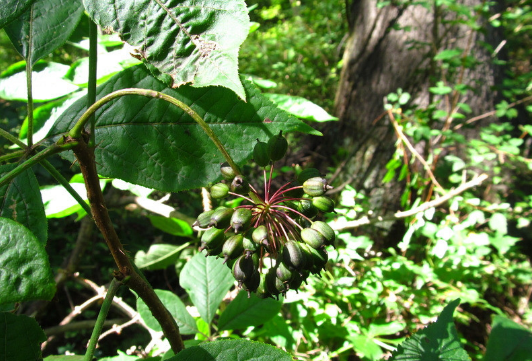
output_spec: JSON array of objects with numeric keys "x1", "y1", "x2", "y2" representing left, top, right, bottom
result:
[
  {"x1": 332, "y1": 173, "x2": 488, "y2": 230},
  {"x1": 387, "y1": 109, "x2": 444, "y2": 192}
]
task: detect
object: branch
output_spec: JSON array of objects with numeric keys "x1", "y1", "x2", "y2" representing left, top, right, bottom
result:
[
  {"x1": 387, "y1": 109, "x2": 444, "y2": 192},
  {"x1": 68, "y1": 134, "x2": 183, "y2": 353},
  {"x1": 332, "y1": 173, "x2": 489, "y2": 230}
]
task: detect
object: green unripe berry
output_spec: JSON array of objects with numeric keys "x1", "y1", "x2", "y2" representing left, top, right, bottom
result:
[
  {"x1": 302, "y1": 177, "x2": 332, "y2": 197},
  {"x1": 231, "y1": 208, "x2": 253, "y2": 233},
  {"x1": 252, "y1": 225, "x2": 269, "y2": 246},
  {"x1": 220, "y1": 162, "x2": 236, "y2": 181},
  {"x1": 209, "y1": 207, "x2": 234, "y2": 229},
  {"x1": 276, "y1": 261, "x2": 294, "y2": 283},
  {"x1": 222, "y1": 234, "x2": 244, "y2": 263},
  {"x1": 311, "y1": 221, "x2": 335, "y2": 245},
  {"x1": 200, "y1": 227, "x2": 226, "y2": 250},
  {"x1": 253, "y1": 139, "x2": 271, "y2": 167},
  {"x1": 301, "y1": 228, "x2": 326, "y2": 249},
  {"x1": 267, "y1": 131, "x2": 288, "y2": 161},
  {"x1": 193, "y1": 210, "x2": 215, "y2": 228},
  {"x1": 243, "y1": 270, "x2": 261, "y2": 297},
  {"x1": 282, "y1": 240, "x2": 305, "y2": 271},
  {"x1": 210, "y1": 183, "x2": 230, "y2": 199},
  {"x1": 312, "y1": 196, "x2": 335, "y2": 213},
  {"x1": 232, "y1": 255, "x2": 256, "y2": 285},
  {"x1": 231, "y1": 175, "x2": 250, "y2": 193}
]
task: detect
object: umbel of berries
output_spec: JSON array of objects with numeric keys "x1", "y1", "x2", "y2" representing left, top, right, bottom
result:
[{"x1": 193, "y1": 130, "x2": 336, "y2": 299}]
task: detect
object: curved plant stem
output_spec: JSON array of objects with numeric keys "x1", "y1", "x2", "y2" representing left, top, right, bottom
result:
[
  {"x1": 40, "y1": 159, "x2": 93, "y2": 217},
  {"x1": 0, "y1": 142, "x2": 76, "y2": 187},
  {"x1": 0, "y1": 128, "x2": 27, "y2": 149},
  {"x1": 84, "y1": 278, "x2": 121, "y2": 361},
  {"x1": 68, "y1": 88, "x2": 241, "y2": 176},
  {"x1": 0, "y1": 150, "x2": 25, "y2": 163},
  {"x1": 26, "y1": 60, "x2": 34, "y2": 148}
]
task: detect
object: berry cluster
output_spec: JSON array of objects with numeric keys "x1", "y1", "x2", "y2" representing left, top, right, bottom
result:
[{"x1": 193, "y1": 131, "x2": 336, "y2": 298}]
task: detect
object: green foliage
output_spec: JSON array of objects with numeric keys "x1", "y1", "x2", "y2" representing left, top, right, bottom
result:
[
  {"x1": 84, "y1": 0, "x2": 250, "y2": 99},
  {"x1": 179, "y1": 252, "x2": 235, "y2": 324},
  {"x1": 167, "y1": 339, "x2": 292, "y2": 361},
  {"x1": 45, "y1": 65, "x2": 316, "y2": 192},
  {"x1": 390, "y1": 299, "x2": 470, "y2": 361},
  {"x1": 0, "y1": 0, "x2": 531, "y2": 360},
  {"x1": 0, "y1": 312, "x2": 46, "y2": 361},
  {"x1": 0, "y1": 217, "x2": 55, "y2": 304}
]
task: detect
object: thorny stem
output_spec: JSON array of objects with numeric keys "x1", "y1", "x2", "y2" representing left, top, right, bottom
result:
[
  {"x1": 68, "y1": 88, "x2": 241, "y2": 177},
  {"x1": 69, "y1": 134, "x2": 184, "y2": 353}
]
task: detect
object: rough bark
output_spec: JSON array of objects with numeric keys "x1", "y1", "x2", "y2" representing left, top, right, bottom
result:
[{"x1": 315, "y1": 0, "x2": 502, "y2": 234}]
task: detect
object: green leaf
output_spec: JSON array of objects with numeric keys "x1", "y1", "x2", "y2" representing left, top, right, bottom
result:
[
  {"x1": 264, "y1": 93, "x2": 338, "y2": 122},
  {"x1": 390, "y1": 298, "x2": 470, "y2": 361},
  {"x1": 0, "y1": 0, "x2": 36, "y2": 28},
  {"x1": 0, "y1": 217, "x2": 55, "y2": 303},
  {"x1": 40, "y1": 183, "x2": 89, "y2": 219},
  {"x1": 484, "y1": 315, "x2": 532, "y2": 361},
  {"x1": 0, "y1": 164, "x2": 47, "y2": 245},
  {"x1": 4, "y1": 0, "x2": 85, "y2": 67},
  {"x1": 135, "y1": 243, "x2": 191, "y2": 270},
  {"x1": 148, "y1": 216, "x2": 193, "y2": 237},
  {"x1": 488, "y1": 212, "x2": 508, "y2": 234},
  {"x1": 84, "y1": 0, "x2": 250, "y2": 99},
  {"x1": 137, "y1": 289, "x2": 198, "y2": 335},
  {"x1": 65, "y1": 49, "x2": 141, "y2": 87},
  {"x1": 0, "y1": 61, "x2": 80, "y2": 102},
  {"x1": 218, "y1": 290, "x2": 282, "y2": 331},
  {"x1": 45, "y1": 65, "x2": 318, "y2": 192},
  {"x1": 20, "y1": 92, "x2": 86, "y2": 144},
  {"x1": 429, "y1": 81, "x2": 453, "y2": 95},
  {"x1": 434, "y1": 49, "x2": 463, "y2": 61},
  {"x1": 180, "y1": 251, "x2": 234, "y2": 324},
  {"x1": 167, "y1": 339, "x2": 292, "y2": 361},
  {"x1": 0, "y1": 312, "x2": 46, "y2": 361},
  {"x1": 351, "y1": 334, "x2": 383, "y2": 361}
]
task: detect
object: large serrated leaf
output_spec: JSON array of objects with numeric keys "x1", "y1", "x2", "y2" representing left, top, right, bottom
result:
[
  {"x1": 218, "y1": 290, "x2": 282, "y2": 331},
  {"x1": 0, "y1": 0, "x2": 36, "y2": 28},
  {"x1": 84, "y1": 0, "x2": 250, "y2": 99},
  {"x1": 390, "y1": 298, "x2": 470, "y2": 361},
  {"x1": 136, "y1": 289, "x2": 198, "y2": 335},
  {"x1": 167, "y1": 339, "x2": 292, "y2": 361},
  {"x1": 0, "y1": 218, "x2": 55, "y2": 303},
  {"x1": 180, "y1": 251, "x2": 234, "y2": 324},
  {"x1": 0, "y1": 164, "x2": 47, "y2": 245},
  {"x1": 45, "y1": 64, "x2": 318, "y2": 192},
  {"x1": 0, "y1": 312, "x2": 46, "y2": 361},
  {"x1": 4, "y1": 0, "x2": 85, "y2": 67}
]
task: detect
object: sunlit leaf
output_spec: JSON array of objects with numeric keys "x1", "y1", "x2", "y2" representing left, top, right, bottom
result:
[
  {"x1": 180, "y1": 251, "x2": 234, "y2": 324},
  {"x1": 84, "y1": 0, "x2": 250, "y2": 99}
]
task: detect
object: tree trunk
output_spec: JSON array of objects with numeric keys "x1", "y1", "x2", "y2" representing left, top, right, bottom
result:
[{"x1": 316, "y1": 0, "x2": 503, "y2": 236}]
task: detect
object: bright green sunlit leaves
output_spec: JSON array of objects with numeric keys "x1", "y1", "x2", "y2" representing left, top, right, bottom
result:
[{"x1": 180, "y1": 251, "x2": 234, "y2": 324}]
